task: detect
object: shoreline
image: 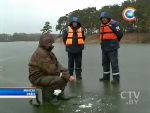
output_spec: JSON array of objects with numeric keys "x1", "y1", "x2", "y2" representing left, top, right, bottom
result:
[{"x1": 55, "y1": 33, "x2": 150, "y2": 44}]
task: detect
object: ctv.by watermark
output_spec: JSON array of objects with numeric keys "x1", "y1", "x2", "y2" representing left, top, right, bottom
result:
[{"x1": 120, "y1": 91, "x2": 140, "y2": 105}]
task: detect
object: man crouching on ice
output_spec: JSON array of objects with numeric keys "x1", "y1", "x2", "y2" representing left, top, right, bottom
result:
[{"x1": 28, "y1": 34, "x2": 76, "y2": 107}]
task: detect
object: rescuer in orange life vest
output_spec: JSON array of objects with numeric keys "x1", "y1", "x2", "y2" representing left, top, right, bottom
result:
[
  {"x1": 99, "y1": 12, "x2": 123, "y2": 84},
  {"x1": 62, "y1": 17, "x2": 85, "y2": 81}
]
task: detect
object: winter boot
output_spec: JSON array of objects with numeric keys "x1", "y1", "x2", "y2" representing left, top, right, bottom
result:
[
  {"x1": 76, "y1": 76, "x2": 82, "y2": 81},
  {"x1": 99, "y1": 74, "x2": 110, "y2": 82},
  {"x1": 75, "y1": 68, "x2": 82, "y2": 81},
  {"x1": 111, "y1": 75, "x2": 120, "y2": 84},
  {"x1": 111, "y1": 78, "x2": 119, "y2": 84},
  {"x1": 47, "y1": 95, "x2": 60, "y2": 107},
  {"x1": 57, "y1": 92, "x2": 70, "y2": 101},
  {"x1": 68, "y1": 68, "x2": 74, "y2": 76}
]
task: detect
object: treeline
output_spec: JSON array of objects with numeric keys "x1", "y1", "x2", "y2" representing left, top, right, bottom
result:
[
  {"x1": 56, "y1": 0, "x2": 150, "y2": 34},
  {"x1": 0, "y1": 33, "x2": 59, "y2": 42}
]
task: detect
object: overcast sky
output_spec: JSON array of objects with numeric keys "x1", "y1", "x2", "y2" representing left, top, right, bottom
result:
[{"x1": 0, "y1": 0, "x2": 125, "y2": 34}]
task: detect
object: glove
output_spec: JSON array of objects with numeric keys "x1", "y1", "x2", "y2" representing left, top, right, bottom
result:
[{"x1": 53, "y1": 89, "x2": 62, "y2": 96}]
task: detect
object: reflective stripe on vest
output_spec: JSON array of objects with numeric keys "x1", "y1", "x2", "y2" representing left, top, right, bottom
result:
[
  {"x1": 100, "y1": 19, "x2": 117, "y2": 40},
  {"x1": 66, "y1": 26, "x2": 84, "y2": 45}
]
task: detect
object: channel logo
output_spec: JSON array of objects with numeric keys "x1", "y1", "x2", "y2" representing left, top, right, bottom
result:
[{"x1": 122, "y1": 7, "x2": 136, "y2": 22}]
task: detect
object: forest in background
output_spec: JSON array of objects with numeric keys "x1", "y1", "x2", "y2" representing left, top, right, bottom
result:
[
  {"x1": 0, "y1": 33, "x2": 59, "y2": 42},
  {"x1": 0, "y1": 0, "x2": 150, "y2": 42},
  {"x1": 56, "y1": 0, "x2": 150, "y2": 35}
]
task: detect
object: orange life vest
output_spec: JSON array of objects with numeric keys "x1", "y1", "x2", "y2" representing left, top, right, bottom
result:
[
  {"x1": 100, "y1": 19, "x2": 117, "y2": 40},
  {"x1": 66, "y1": 26, "x2": 84, "y2": 45}
]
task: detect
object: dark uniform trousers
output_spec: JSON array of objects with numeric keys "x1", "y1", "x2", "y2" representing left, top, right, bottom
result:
[
  {"x1": 102, "y1": 49, "x2": 120, "y2": 79},
  {"x1": 68, "y1": 51, "x2": 82, "y2": 77}
]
